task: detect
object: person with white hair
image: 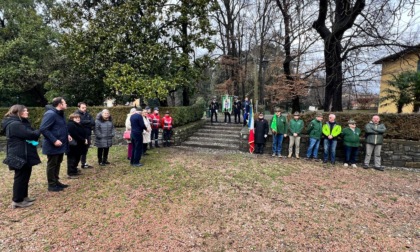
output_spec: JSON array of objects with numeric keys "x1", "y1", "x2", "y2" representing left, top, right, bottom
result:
[
  {"x1": 363, "y1": 115, "x2": 386, "y2": 171},
  {"x1": 125, "y1": 107, "x2": 138, "y2": 160},
  {"x1": 94, "y1": 109, "x2": 115, "y2": 166},
  {"x1": 322, "y1": 114, "x2": 342, "y2": 165}
]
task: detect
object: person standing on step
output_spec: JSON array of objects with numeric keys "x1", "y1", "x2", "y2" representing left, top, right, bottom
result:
[
  {"x1": 2, "y1": 105, "x2": 41, "y2": 208},
  {"x1": 341, "y1": 119, "x2": 361, "y2": 168},
  {"x1": 233, "y1": 97, "x2": 242, "y2": 124},
  {"x1": 209, "y1": 98, "x2": 219, "y2": 124},
  {"x1": 363, "y1": 115, "x2": 386, "y2": 171},
  {"x1": 254, "y1": 112, "x2": 269, "y2": 154},
  {"x1": 270, "y1": 108, "x2": 287, "y2": 157},
  {"x1": 243, "y1": 96, "x2": 250, "y2": 126},
  {"x1": 223, "y1": 97, "x2": 232, "y2": 123},
  {"x1": 66, "y1": 113, "x2": 87, "y2": 178},
  {"x1": 40, "y1": 97, "x2": 70, "y2": 192},
  {"x1": 75, "y1": 102, "x2": 95, "y2": 169},
  {"x1": 161, "y1": 111, "x2": 173, "y2": 147},
  {"x1": 322, "y1": 114, "x2": 342, "y2": 165},
  {"x1": 150, "y1": 107, "x2": 161, "y2": 148},
  {"x1": 130, "y1": 108, "x2": 146, "y2": 167},
  {"x1": 94, "y1": 109, "x2": 115, "y2": 166},
  {"x1": 305, "y1": 112, "x2": 323, "y2": 161},
  {"x1": 288, "y1": 112, "x2": 304, "y2": 159}
]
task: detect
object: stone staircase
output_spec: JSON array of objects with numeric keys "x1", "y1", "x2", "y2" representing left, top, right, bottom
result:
[{"x1": 181, "y1": 120, "x2": 243, "y2": 150}]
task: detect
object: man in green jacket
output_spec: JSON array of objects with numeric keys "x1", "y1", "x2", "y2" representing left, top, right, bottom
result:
[
  {"x1": 322, "y1": 114, "x2": 342, "y2": 165},
  {"x1": 288, "y1": 112, "x2": 304, "y2": 158},
  {"x1": 363, "y1": 115, "x2": 386, "y2": 171},
  {"x1": 341, "y1": 119, "x2": 361, "y2": 168},
  {"x1": 270, "y1": 108, "x2": 287, "y2": 157},
  {"x1": 305, "y1": 112, "x2": 323, "y2": 161}
]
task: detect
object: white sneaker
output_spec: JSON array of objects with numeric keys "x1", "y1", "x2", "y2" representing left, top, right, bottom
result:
[
  {"x1": 343, "y1": 163, "x2": 349, "y2": 167},
  {"x1": 278, "y1": 154, "x2": 282, "y2": 158},
  {"x1": 351, "y1": 164, "x2": 357, "y2": 168},
  {"x1": 272, "y1": 153, "x2": 276, "y2": 157}
]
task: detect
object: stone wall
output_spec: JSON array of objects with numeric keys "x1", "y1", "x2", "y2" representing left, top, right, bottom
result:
[{"x1": 239, "y1": 128, "x2": 420, "y2": 169}]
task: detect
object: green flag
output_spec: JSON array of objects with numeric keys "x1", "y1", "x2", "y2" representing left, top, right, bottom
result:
[{"x1": 271, "y1": 115, "x2": 277, "y2": 132}]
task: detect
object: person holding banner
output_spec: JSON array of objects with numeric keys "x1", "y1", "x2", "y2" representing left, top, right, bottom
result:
[
  {"x1": 222, "y1": 95, "x2": 232, "y2": 123},
  {"x1": 254, "y1": 112, "x2": 269, "y2": 154},
  {"x1": 270, "y1": 108, "x2": 288, "y2": 157}
]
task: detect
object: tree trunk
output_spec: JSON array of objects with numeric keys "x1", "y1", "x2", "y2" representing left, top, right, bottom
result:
[{"x1": 323, "y1": 39, "x2": 343, "y2": 112}]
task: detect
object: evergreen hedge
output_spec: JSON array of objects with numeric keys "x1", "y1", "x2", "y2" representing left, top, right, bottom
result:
[{"x1": 0, "y1": 98, "x2": 206, "y2": 129}]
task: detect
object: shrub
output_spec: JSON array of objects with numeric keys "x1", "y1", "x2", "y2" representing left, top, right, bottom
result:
[{"x1": 0, "y1": 98, "x2": 206, "y2": 129}]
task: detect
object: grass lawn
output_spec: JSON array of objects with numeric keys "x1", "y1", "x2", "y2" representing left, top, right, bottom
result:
[{"x1": 0, "y1": 146, "x2": 419, "y2": 251}]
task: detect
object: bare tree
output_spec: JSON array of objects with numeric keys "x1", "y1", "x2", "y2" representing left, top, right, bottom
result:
[{"x1": 312, "y1": 0, "x2": 419, "y2": 111}]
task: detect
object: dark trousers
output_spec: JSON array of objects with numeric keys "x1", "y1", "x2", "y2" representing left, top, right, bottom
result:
[
  {"x1": 210, "y1": 110, "x2": 218, "y2": 123},
  {"x1": 67, "y1": 153, "x2": 81, "y2": 175},
  {"x1": 13, "y1": 165, "x2": 32, "y2": 202},
  {"x1": 97, "y1": 147, "x2": 109, "y2": 163},
  {"x1": 163, "y1": 129, "x2": 172, "y2": 147},
  {"x1": 47, "y1": 154, "x2": 64, "y2": 186},
  {"x1": 143, "y1": 143, "x2": 148, "y2": 154},
  {"x1": 150, "y1": 129, "x2": 159, "y2": 147},
  {"x1": 224, "y1": 112, "x2": 231, "y2": 123},
  {"x1": 131, "y1": 133, "x2": 143, "y2": 165},
  {"x1": 80, "y1": 136, "x2": 91, "y2": 165},
  {"x1": 344, "y1": 145, "x2": 359, "y2": 164},
  {"x1": 255, "y1": 143, "x2": 265, "y2": 154},
  {"x1": 234, "y1": 111, "x2": 241, "y2": 123}
]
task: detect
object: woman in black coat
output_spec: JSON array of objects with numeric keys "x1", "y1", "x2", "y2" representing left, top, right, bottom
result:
[
  {"x1": 1, "y1": 105, "x2": 41, "y2": 209},
  {"x1": 254, "y1": 112, "x2": 269, "y2": 154},
  {"x1": 67, "y1": 113, "x2": 87, "y2": 177}
]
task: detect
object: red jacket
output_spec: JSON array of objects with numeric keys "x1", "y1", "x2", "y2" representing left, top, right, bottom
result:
[
  {"x1": 161, "y1": 116, "x2": 173, "y2": 130},
  {"x1": 150, "y1": 113, "x2": 161, "y2": 129}
]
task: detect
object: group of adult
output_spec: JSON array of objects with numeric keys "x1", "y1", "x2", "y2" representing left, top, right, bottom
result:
[
  {"x1": 253, "y1": 109, "x2": 386, "y2": 171},
  {"x1": 1, "y1": 97, "x2": 173, "y2": 209},
  {"x1": 124, "y1": 107, "x2": 173, "y2": 167},
  {"x1": 209, "y1": 96, "x2": 251, "y2": 125}
]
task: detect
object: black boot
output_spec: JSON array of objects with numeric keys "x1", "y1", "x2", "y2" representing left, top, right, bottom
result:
[{"x1": 155, "y1": 140, "x2": 160, "y2": 148}]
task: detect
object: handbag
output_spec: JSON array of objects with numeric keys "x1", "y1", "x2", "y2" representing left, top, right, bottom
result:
[
  {"x1": 123, "y1": 130, "x2": 131, "y2": 140},
  {"x1": 3, "y1": 155, "x2": 26, "y2": 169},
  {"x1": 3, "y1": 125, "x2": 27, "y2": 169}
]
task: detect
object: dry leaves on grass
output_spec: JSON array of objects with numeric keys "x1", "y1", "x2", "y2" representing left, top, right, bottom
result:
[{"x1": 0, "y1": 146, "x2": 419, "y2": 251}]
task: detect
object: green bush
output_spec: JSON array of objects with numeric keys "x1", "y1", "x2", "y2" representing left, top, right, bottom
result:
[{"x1": 0, "y1": 98, "x2": 206, "y2": 129}]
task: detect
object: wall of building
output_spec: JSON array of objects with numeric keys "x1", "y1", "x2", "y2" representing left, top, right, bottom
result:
[{"x1": 378, "y1": 53, "x2": 419, "y2": 113}]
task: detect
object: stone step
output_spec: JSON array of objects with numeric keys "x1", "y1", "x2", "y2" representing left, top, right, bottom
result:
[
  {"x1": 188, "y1": 136, "x2": 239, "y2": 144},
  {"x1": 182, "y1": 140, "x2": 239, "y2": 150},
  {"x1": 198, "y1": 128, "x2": 241, "y2": 135},
  {"x1": 204, "y1": 121, "x2": 244, "y2": 128},
  {"x1": 202, "y1": 125, "x2": 244, "y2": 131},
  {"x1": 193, "y1": 132, "x2": 240, "y2": 139}
]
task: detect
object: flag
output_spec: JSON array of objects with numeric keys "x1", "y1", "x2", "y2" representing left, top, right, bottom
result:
[
  {"x1": 270, "y1": 115, "x2": 277, "y2": 133},
  {"x1": 248, "y1": 104, "x2": 255, "y2": 153}
]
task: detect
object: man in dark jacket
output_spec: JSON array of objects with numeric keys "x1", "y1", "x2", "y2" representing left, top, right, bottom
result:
[
  {"x1": 254, "y1": 112, "x2": 269, "y2": 154},
  {"x1": 209, "y1": 98, "x2": 219, "y2": 124},
  {"x1": 130, "y1": 109, "x2": 147, "y2": 167},
  {"x1": 243, "y1": 97, "x2": 250, "y2": 126},
  {"x1": 363, "y1": 115, "x2": 386, "y2": 171},
  {"x1": 75, "y1": 102, "x2": 95, "y2": 168},
  {"x1": 40, "y1": 97, "x2": 70, "y2": 192},
  {"x1": 233, "y1": 97, "x2": 242, "y2": 124}
]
